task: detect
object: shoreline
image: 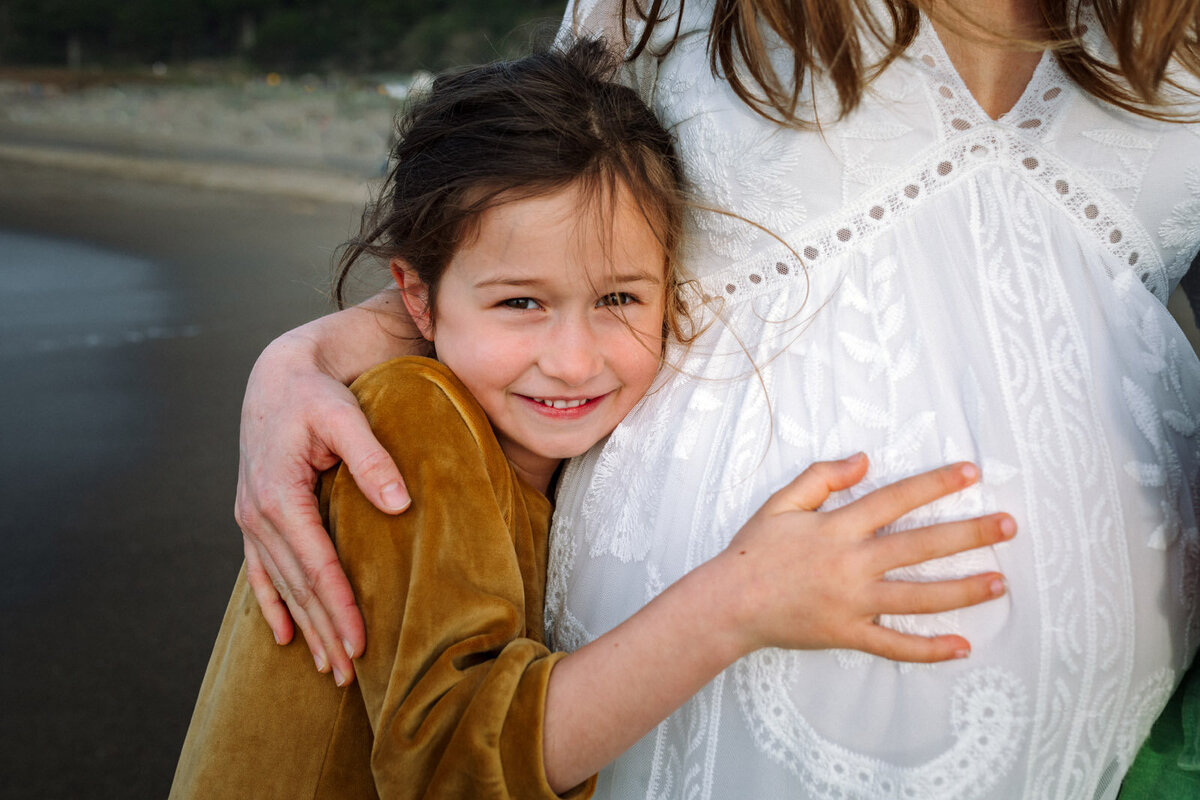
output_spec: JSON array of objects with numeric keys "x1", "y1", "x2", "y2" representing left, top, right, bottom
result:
[{"x1": 0, "y1": 140, "x2": 375, "y2": 204}]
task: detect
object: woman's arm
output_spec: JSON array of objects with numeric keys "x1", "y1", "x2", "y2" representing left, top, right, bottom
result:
[{"x1": 236, "y1": 288, "x2": 417, "y2": 684}]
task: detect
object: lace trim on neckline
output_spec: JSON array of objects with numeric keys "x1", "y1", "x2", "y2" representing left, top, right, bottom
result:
[
  {"x1": 911, "y1": 15, "x2": 1061, "y2": 132},
  {"x1": 690, "y1": 8, "x2": 1171, "y2": 305},
  {"x1": 695, "y1": 124, "x2": 1167, "y2": 306}
]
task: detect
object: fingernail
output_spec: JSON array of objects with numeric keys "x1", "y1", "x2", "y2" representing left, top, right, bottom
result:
[
  {"x1": 381, "y1": 482, "x2": 410, "y2": 512},
  {"x1": 999, "y1": 516, "x2": 1016, "y2": 539},
  {"x1": 273, "y1": 629, "x2": 285, "y2": 646},
  {"x1": 845, "y1": 452, "x2": 865, "y2": 464},
  {"x1": 990, "y1": 578, "x2": 1006, "y2": 597},
  {"x1": 959, "y1": 463, "x2": 979, "y2": 481},
  {"x1": 314, "y1": 651, "x2": 328, "y2": 673},
  {"x1": 333, "y1": 666, "x2": 348, "y2": 687},
  {"x1": 344, "y1": 639, "x2": 356, "y2": 660},
  {"x1": 955, "y1": 647, "x2": 971, "y2": 659}
]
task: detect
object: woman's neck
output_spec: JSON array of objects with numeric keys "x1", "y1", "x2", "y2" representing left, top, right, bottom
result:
[{"x1": 930, "y1": 0, "x2": 1045, "y2": 119}]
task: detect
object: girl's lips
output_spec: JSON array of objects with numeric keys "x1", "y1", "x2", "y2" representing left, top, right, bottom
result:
[{"x1": 517, "y1": 392, "x2": 611, "y2": 419}]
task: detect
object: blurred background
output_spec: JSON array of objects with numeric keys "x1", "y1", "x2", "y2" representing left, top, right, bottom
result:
[
  {"x1": 0, "y1": 2, "x2": 559, "y2": 798},
  {"x1": 1, "y1": 4, "x2": 1198, "y2": 800}
]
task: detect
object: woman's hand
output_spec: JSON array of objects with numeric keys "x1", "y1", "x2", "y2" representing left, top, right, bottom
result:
[
  {"x1": 711, "y1": 453, "x2": 1013, "y2": 662},
  {"x1": 234, "y1": 300, "x2": 415, "y2": 685}
]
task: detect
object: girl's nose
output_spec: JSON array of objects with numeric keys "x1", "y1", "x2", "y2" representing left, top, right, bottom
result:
[{"x1": 539, "y1": 319, "x2": 605, "y2": 387}]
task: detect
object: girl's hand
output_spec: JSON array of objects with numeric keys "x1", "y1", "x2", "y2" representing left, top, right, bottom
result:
[
  {"x1": 234, "y1": 324, "x2": 410, "y2": 686},
  {"x1": 713, "y1": 454, "x2": 1013, "y2": 662}
]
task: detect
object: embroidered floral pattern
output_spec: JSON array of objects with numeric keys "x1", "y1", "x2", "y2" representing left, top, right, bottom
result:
[
  {"x1": 1160, "y1": 166, "x2": 1200, "y2": 252},
  {"x1": 735, "y1": 660, "x2": 1029, "y2": 799}
]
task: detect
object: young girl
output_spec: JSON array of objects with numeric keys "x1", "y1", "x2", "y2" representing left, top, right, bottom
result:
[{"x1": 172, "y1": 38, "x2": 1013, "y2": 798}]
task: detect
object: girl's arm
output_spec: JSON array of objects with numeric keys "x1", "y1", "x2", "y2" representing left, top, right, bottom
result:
[
  {"x1": 541, "y1": 456, "x2": 1010, "y2": 791},
  {"x1": 236, "y1": 289, "x2": 415, "y2": 684}
]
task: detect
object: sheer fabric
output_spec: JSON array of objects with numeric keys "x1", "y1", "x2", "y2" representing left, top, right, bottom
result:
[{"x1": 548, "y1": 1, "x2": 1200, "y2": 798}]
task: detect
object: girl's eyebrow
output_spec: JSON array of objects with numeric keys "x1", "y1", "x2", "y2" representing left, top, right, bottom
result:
[
  {"x1": 474, "y1": 271, "x2": 662, "y2": 290},
  {"x1": 473, "y1": 276, "x2": 545, "y2": 289},
  {"x1": 608, "y1": 271, "x2": 664, "y2": 285}
]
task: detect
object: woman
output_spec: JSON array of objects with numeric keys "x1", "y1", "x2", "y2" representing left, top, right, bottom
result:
[{"x1": 234, "y1": 0, "x2": 1200, "y2": 797}]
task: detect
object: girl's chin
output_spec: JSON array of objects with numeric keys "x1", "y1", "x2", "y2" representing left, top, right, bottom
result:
[{"x1": 506, "y1": 437, "x2": 605, "y2": 466}]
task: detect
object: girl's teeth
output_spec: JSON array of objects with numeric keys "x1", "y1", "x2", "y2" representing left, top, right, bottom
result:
[{"x1": 538, "y1": 398, "x2": 587, "y2": 409}]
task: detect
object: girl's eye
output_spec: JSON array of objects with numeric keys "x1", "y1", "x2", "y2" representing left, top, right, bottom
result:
[
  {"x1": 597, "y1": 292, "x2": 637, "y2": 307},
  {"x1": 501, "y1": 298, "x2": 541, "y2": 311}
]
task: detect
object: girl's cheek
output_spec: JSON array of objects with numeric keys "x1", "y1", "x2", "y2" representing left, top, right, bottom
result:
[
  {"x1": 470, "y1": 334, "x2": 519, "y2": 363},
  {"x1": 477, "y1": 329, "x2": 541, "y2": 367}
]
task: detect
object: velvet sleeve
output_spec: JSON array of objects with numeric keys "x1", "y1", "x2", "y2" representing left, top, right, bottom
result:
[{"x1": 323, "y1": 357, "x2": 595, "y2": 800}]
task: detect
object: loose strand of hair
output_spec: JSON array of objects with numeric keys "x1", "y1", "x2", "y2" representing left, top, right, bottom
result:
[{"x1": 625, "y1": 0, "x2": 686, "y2": 60}]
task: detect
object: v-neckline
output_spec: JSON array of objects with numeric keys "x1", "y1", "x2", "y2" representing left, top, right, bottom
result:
[{"x1": 918, "y1": 15, "x2": 1053, "y2": 124}]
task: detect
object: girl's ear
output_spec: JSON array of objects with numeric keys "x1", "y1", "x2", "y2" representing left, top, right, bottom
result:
[{"x1": 390, "y1": 259, "x2": 434, "y2": 341}]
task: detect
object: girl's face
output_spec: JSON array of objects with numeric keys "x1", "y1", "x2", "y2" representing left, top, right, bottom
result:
[{"x1": 398, "y1": 182, "x2": 667, "y2": 493}]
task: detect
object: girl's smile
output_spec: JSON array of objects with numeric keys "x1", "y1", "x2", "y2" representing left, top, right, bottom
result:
[
  {"x1": 396, "y1": 181, "x2": 668, "y2": 493},
  {"x1": 521, "y1": 393, "x2": 609, "y2": 414}
]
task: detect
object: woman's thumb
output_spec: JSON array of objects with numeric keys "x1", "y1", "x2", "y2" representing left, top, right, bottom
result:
[{"x1": 332, "y1": 413, "x2": 410, "y2": 513}]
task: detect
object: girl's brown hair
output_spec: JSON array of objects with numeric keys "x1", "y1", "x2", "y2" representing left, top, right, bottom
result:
[
  {"x1": 617, "y1": 0, "x2": 1200, "y2": 125},
  {"x1": 335, "y1": 37, "x2": 692, "y2": 344}
]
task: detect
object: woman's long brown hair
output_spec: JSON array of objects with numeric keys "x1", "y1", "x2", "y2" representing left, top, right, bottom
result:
[{"x1": 617, "y1": 0, "x2": 1200, "y2": 125}]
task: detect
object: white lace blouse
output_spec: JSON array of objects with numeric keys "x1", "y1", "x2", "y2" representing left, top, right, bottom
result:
[{"x1": 548, "y1": 2, "x2": 1200, "y2": 798}]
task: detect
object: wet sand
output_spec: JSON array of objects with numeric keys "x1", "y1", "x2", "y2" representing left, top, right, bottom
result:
[{"x1": 0, "y1": 159, "x2": 373, "y2": 799}]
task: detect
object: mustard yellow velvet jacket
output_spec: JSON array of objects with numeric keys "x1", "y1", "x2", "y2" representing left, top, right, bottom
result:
[{"x1": 171, "y1": 357, "x2": 597, "y2": 800}]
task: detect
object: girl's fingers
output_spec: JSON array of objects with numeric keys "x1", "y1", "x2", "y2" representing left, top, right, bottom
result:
[
  {"x1": 867, "y1": 513, "x2": 1016, "y2": 572},
  {"x1": 774, "y1": 453, "x2": 870, "y2": 512},
  {"x1": 871, "y1": 572, "x2": 1007, "y2": 615},
  {"x1": 856, "y1": 627, "x2": 973, "y2": 663},
  {"x1": 841, "y1": 462, "x2": 979, "y2": 532}
]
